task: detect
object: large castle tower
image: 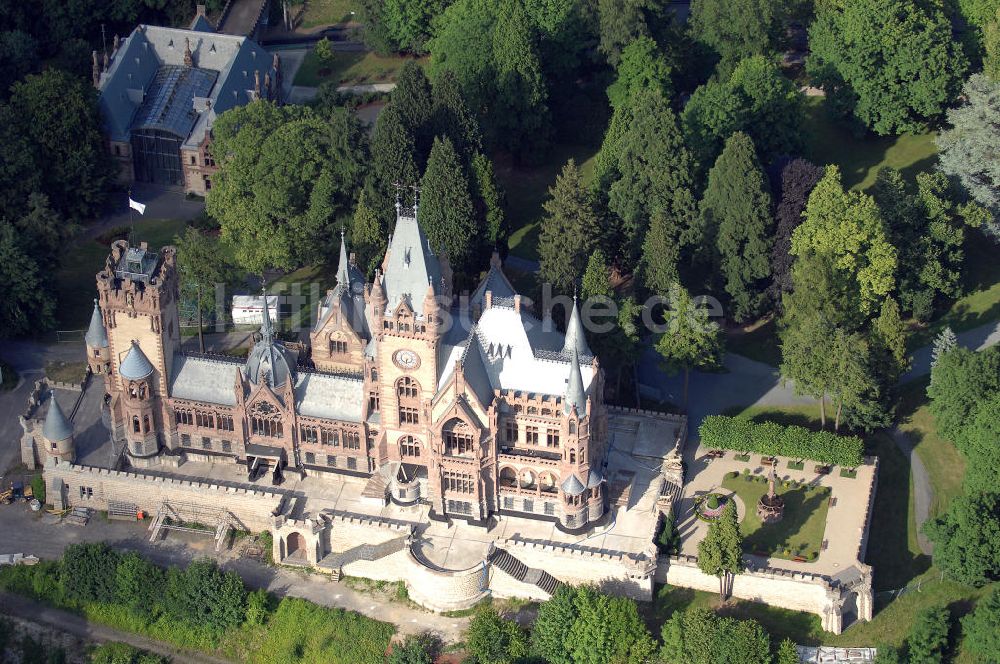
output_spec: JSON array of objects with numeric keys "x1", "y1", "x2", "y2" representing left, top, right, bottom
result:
[{"x1": 94, "y1": 240, "x2": 180, "y2": 462}]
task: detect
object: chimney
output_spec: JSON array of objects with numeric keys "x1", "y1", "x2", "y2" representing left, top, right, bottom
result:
[
  {"x1": 484, "y1": 291, "x2": 492, "y2": 310},
  {"x1": 514, "y1": 294, "x2": 521, "y2": 313},
  {"x1": 92, "y1": 51, "x2": 100, "y2": 88},
  {"x1": 254, "y1": 69, "x2": 261, "y2": 97},
  {"x1": 196, "y1": 3, "x2": 206, "y2": 17},
  {"x1": 184, "y1": 38, "x2": 193, "y2": 67}
]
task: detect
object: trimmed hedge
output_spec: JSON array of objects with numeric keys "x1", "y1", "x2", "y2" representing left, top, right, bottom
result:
[{"x1": 699, "y1": 416, "x2": 864, "y2": 468}]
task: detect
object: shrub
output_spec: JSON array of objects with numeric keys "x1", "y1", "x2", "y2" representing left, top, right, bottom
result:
[
  {"x1": 706, "y1": 495, "x2": 720, "y2": 509},
  {"x1": 699, "y1": 416, "x2": 864, "y2": 467},
  {"x1": 30, "y1": 476, "x2": 45, "y2": 504}
]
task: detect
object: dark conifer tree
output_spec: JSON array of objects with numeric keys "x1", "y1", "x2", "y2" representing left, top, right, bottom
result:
[{"x1": 420, "y1": 136, "x2": 477, "y2": 270}]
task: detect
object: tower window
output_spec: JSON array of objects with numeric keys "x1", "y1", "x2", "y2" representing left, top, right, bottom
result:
[
  {"x1": 330, "y1": 340, "x2": 348, "y2": 355},
  {"x1": 525, "y1": 426, "x2": 539, "y2": 445},
  {"x1": 546, "y1": 429, "x2": 560, "y2": 448},
  {"x1": 400, "y1": 435, "x2": 420, "y2": 457}
]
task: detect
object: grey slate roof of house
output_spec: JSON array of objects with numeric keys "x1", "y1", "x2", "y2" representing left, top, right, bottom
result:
[
  {"x1": 561, "y1": 297, "x2": 593, "y2": 358},
  {"x1": 119, "y1": 341, "x2": 156, "y2": 380},
  {"x1": 98, "y1": 25, "x2": 276, "y2": 145},
  {"x1": 42, "y1": 396, "x2": 73, "y2": 442},
  {"x1": 293, "y1": 372, "x2": 364, "y2": 421},
  {"x1": 382, "y1": 211, "x2": 442, "y2": 317},
  {"x1": 85, "y1": 300, "x2": 109, "y2": 348},
  {"x1": 170, "y1": 354, "x2": 240, "y2": 405}
]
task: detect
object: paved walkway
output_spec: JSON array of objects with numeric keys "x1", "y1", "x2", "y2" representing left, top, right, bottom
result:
[
  {"x1": 676, "y1": 443, "x2": 876, "y2": 576},
  {"x1": 0, "y1": 592, "x2": 231, "y2": 664},
  {"x1": 889, "y1": 428, "x2": 933, "y2": 554}
]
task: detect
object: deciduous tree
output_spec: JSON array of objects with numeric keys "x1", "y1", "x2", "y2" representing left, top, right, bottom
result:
[
  {"x1": 465, "y1": 607, "x2": 527, "y2": 664},
  {"x1": 771, "y1": 158, "x2": 823, "y2": 300},
  {"x1": 606, "y1": 36, "x2": 672, "y2": 111},
  {"x1": 927, "y1": 345, "x2": 1000, "y2": 448},
  {"x1": 962, "y1": 587, "x2": 1000, "y2": 663},
  {"x1": 924, "y1": 491, "x2": 1000, "y2": 586},
  {"x1": 682, "y1": 56, "x2": 801, "y2": 175},
  {"x1": 906, "y1": 605, "x2": 951, "y2": 664},
  {"x1": 655, "y1": 285, "x2": 724, "y2": 407},
  {"x1": 565, "y1": 587, "x2": 656, "y2": 664},
  {"x1": 690, "y1": 0, "x2": 779, "y2": 73},
  {"x1": 175, "y1": 227, "x2": 237, "y2": 353},
  {"x1": 383, "y1": 0, "x2": 452, "y2": 54},
  {"x1": 0, "y1": 221, "x2": 55, "y2": 338},
  {"x1": 807, "y1": 0, "x2": 967, "y2": 134}
]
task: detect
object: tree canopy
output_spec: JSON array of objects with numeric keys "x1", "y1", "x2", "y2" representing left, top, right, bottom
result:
[
  {"x1": 207, "y1": 102, "x2": 367, "y2": 274},
  {"x1": 807, "y1": 0, "x2": 968, "y2": 135},
  {"x1": 700, "y1": 132, "x2": 773, "y2": 322},
  {"x1": 938, "y1": 73, "x2": 1000, "y2": 230},
  {"x1": 420, "y1": 136, "x2": 478, "y2": 270},
  {"x1": 924, "y1": 490, "x2": 1000, "y2": 586},
  {"x1": 690, "y1": 0, "x2": 779, "y2": 73},
  {"x1": 539, "y1": 159, "x2": 602, "y2": 293}
]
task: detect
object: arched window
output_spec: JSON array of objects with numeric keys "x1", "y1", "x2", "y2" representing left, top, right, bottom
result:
[
  {"x1": 400, "y1": 435, "x2": 420, "y2": 457},
  {"x1": 142, "y1": 415, "x2": 150, "y2": 433},
  {"x1": 569, "y1": 449, "x2": 577, "y2": 464},
  {"x1": 397, "y1": 377, "x2": 420, "y2": 425},
  {"x1": 132, "y1": 416, "x2": 140, "y2": 433},
  {"x1": 499, "y1": 467, "x2": 517, "y2": 488},
  {"x1": 443, "y1": 418, "x2": 475, "y2": 456}
]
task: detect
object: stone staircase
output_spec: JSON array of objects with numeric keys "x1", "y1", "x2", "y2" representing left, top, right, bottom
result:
[
  {"x1": 487, "y1": 546, "x2": 563, "y2": 596},
  {"x1": 318, "y1": 535, "x2": 409, "y2": 581},
  {"x1": 360, "y1": 462, "x2": 399, "y2": 504}
]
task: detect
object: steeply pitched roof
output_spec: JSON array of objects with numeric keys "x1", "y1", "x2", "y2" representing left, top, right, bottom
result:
[
  {"x1": 562, "y1": 296, "x2": 593, "y2": 358},
  {"x1": 458, "y1": 331, "x2": 495, "y2": 407},
  {"x1": 563, "y1": 348, "x2": 587, "y2": 416},
  {"x1": 382, "y1": 212, "x2": 441, "y2": 317},
  {"x1": 561, "y1": 473, "x2": 586, "y2": 496},
  {"x1": 119, "y1": 341, "x2": 155, "y2": 380},
  {"x1": 42, "y1": 395, "x2": 73, "y2": 442},
  {"x1": 85, "y1": 300, "x2": 108, "y2": 348}
]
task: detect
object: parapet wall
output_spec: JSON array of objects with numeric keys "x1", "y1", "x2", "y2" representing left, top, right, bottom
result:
[
  {"x1": 656, "y1": 554, "x2": 848, "y2": 633},
  {"x1": 44, "y1": 460, "x2": 283, "y2": 531}
]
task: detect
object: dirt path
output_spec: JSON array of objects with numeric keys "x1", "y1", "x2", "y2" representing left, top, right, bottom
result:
[{"x1": 0, "y1": 592, "x2": 233, "y2": 664}]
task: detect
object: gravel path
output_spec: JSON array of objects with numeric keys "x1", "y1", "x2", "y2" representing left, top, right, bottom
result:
[{"x1": 890, "y1": 428, "x2": 934, "y2": 554}]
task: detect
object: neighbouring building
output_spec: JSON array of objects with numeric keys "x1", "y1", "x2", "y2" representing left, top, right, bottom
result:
[{"x1": 94, "y1": 16, "x2": 282, "y2": 195}]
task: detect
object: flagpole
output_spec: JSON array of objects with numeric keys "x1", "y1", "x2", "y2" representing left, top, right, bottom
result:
[{"x1": 128, "y1": 187, "x2": 134, "y2": 247}]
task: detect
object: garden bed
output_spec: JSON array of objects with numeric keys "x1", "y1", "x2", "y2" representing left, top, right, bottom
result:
[{"x1": 721, "y1": 474, "x2": 830, "y2": 562}]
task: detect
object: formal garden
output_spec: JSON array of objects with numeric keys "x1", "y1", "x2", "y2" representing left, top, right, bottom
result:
[{"x1": 721, "y1": 471, "x2": 830, "y2": 562}]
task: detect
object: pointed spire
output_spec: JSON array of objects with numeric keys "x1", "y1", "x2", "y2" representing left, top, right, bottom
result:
[
  {"x1": 564, "y1": 348, "x2": 587, "y2": 416},
  {"x1": 119, "y1": 341, "x2": 155, "y2": 380},
  {"x1": 43, "y1": 395, "x2": 73, "y2": 442},
  {"x1": 86, "y1": 299, "x2": 108, "y2": 348},
  {"x1": 336, "y1": 229, "x2": 350, "y2": 286},
  {"x1": 562, "y1": 293, "x2": 592, "y2": 357},
  {"x1": 260, "y1": 287, "x2": 274, "y2": 344}
]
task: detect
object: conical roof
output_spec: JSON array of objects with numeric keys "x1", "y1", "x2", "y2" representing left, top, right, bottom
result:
[
  {"x1": 562, "y1": 296, "x2": 592, "y2": 357},
  {"x1": 563, "y1": 348, "x2": 587, "y2": 416},
  {"x1": 336, "y1": 230, "x2": 350, "y2": 286},
  {"x1": 43, "y1": 395, "x2": 73, "y2": 442},
  {"x1": 244, "y1": 292, "x2": 296, "y2": 388},
  {"x1": 85, "y1": 299, "x2": 108, "y2": 348},
  {"x1": 119, "y1": 341, "x2": 155, "y2": 380}
]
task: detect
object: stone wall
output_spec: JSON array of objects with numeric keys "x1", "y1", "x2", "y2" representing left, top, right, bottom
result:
[
  {"x1": 44, "y1": 460, "x2": 283, "y2": 531},
  {"x1": 655, "y1": 554, "x2": 854, "y2": 634},
  {"x1": 498, "y1": 538, "x2": 653, "y2": 601},
  {"x1": 405, "y1": 548, "x2": 489, "y2": 612}
]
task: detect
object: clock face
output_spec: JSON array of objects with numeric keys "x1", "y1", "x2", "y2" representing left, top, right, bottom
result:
[{"x1": 394, "y1": 349, "x2": 420, "y2": 370}]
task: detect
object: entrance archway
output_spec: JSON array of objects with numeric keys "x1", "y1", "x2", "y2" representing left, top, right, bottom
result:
[{"x1": 286, "y1": 532, "x2": 306, "y2": 558}]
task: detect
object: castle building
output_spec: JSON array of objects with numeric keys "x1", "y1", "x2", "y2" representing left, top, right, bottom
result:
[
  {"x1": 95, "y1": 19, "x2": 282, "y2": 195},
  {"x1": 90, "y1": 204, "x2": 608, "y2": 531}
]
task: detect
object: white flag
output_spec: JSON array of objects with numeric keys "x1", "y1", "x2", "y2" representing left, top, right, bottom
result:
[{"x1": 128, "y1": 198, "x2": 146, "y2": 215}]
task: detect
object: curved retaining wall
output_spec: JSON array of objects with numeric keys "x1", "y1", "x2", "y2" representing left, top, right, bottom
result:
[{"x1": 405, "y1": 547, "x2": 489, "y2": 613}]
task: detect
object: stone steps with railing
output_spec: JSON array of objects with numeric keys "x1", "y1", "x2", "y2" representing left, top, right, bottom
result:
[
  {"x1": 487, "y1": 545, "x2": 563, "y2": 596},
  {"x1": 318, "y1": 535, "x2": 410, "y2": 579}
]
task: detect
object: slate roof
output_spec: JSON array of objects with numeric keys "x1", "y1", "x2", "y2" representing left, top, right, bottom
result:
[
  {"x1": 382, "y1": 212, "x2": 441, "y2": 317},
  {"x1": 294, "y1": 371, "x2": 364, "y2": 421},
  {"x1": 244, "y1": 296, "x2": 297, "y2": 388},
  {"x1": 170, "y1": 354, "x2": 240, "y2": 405},
  {"x1": 98, "y1": 25, "x2": 277, "y2": 145},
  {"x1": 561, "y1": 473, "x2": 586, "y2": 496},
  {"x1": 562, "y1": 297, "x2": 593, "y2": 358},
  {"x1": 563, "y1": 348, "x2": 587, "y2": 416},
  {"x1": 119, "y1": 341, "x2": 155, "y2": 380},
  {"x1": 85, "y1": 300, "x2": 108, "y2": 348},
  {"x1": 42, "y1": 396, "x2": 73, "y2": 442}
]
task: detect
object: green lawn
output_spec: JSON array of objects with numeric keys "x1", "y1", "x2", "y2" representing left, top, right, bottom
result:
[
  {"x1": 723, "y1": 403, "x2": 824, "y2": 430},
  {"x1": 496, "y1": 143, "x2": 599, "y2": 262},
  {"x1": 721, "y1": 474, "x2": 830, "y2": 561},
  {"x1": 55, "y1": 219, "x2": 190, "y2": 331},
  {"x1": 293, "y1": 49, "x2": 426, "y2": 87},
  {"x1": 801, "y1": 96, "x2": 939, "y2": 191},
  {"x1": 292, "y1": 0, "x2": 356, "y2": 29},
  {"x1": 44, "y1": 360, "x2": 88, "y2": 384},
  {"x1": 270, "y1": 263, "x2": 335, "y2": 334},
  {"x1": 897, "y1": 378, "x2": 966, "y2": 517}
]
